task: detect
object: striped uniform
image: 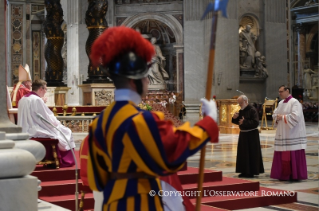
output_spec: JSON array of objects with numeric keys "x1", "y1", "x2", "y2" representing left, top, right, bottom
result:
[{"x1": 88, "y1": 101, "x2": 218, "y2": 211}]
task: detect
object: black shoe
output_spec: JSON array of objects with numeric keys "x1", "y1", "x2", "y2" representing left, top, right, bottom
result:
[
  {"x1": 238, "y1": 173, "x2": 246, "y2": 178},
  {"x1": 238, "y1": 173, "x2": 254, "y2": 178}
]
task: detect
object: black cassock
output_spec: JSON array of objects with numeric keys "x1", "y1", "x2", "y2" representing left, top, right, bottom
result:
[{"x1": 232, "y1": 105, "x2": 264, "y2": 175}]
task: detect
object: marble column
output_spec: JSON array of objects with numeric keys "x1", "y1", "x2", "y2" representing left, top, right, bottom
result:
[
  {"x1": 0, "y1": 4, "x2": 46, "y2": 210},
  {"x1": 296, "y1": 24, "x2": 307, "y2": 88},
  {"x1": 0, "y1": 1, "x2": 21, "y2": 133},
  {"x1": 174, "y1": 45, "x2": 184, "y2": 96},
  {"x1": 66, "y1": 0, "x2": 81, "y2": 106}
]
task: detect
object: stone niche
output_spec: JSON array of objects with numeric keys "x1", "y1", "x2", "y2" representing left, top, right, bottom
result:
[{"x1": 239, "y1": 15, "x2": 268, "y2": 82}]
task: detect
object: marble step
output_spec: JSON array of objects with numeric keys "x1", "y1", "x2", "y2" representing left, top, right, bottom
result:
[
  {"x1": 190, "y1": 187, "x2": 297, "y2": 210},
  {"x1": 182, "y1": 177, "x2": 260, "y2": 199},
  {"x1": 40, "y1": 193, "x2": 94, "y2": 211}
]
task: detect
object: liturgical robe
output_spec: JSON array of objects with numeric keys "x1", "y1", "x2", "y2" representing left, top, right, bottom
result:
[
  {"x1": 232, "y1": 105, "x2": 264, "y2": 175},
  {"x1": 11, "y1": 84, "x2": 31, "y2": 108},
  {"x1": 270, "y1": 96, "x2": 307, "y2": 180},
  {"x1": 18, "y1": 92, "x2": 75, "y2": 151}
]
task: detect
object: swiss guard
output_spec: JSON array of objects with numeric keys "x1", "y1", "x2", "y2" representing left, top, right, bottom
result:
[{"x1": 84, "y1": 26, "x2": 219, "y2": 211}]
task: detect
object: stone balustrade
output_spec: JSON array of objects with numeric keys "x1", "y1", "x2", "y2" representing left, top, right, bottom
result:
[{"x1": 57, "y1": 116, "x2": 95, "y2": 133}]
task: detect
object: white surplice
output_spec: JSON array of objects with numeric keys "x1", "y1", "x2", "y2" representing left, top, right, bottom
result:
[
  {"x1": 272, "y1": 97, "x2": 307, "y2": 151},
  {"x1": 18, "y1": 94, "x2": 75, "y2": 151}
]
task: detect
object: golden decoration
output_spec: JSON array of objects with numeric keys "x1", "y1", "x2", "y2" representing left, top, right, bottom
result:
[
  {"x1": 81, "y1": 112, "x2": 85, "y2": 116},
  {"x1": 13, "y1": 42, "x2": 21, "y2": 52},
  {"x1": 53, "y1": 107, "x2": 58, "y2": 116},
  {"x1": 87, "y1": 26, "x2": 107, "y2": 29},
  {"x1": 62, "y1": 104, "x2": 68, "y2": 116},
  {"x1": 230, "y1": 104, "x2": 240, "y2": 117},
  {"x1": 71, "y1": 107, "x2": 77, "y2": 116},
  {"x1": 221, "y1": 104, "x2": 227, "y2": 122},
  {"x1": 47, "y1": 37, "x2": 64, "y2": 39}
]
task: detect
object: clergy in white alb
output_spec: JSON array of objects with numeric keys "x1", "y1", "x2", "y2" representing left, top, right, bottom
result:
[
  {"x1": 18, "y1": 79, "x2": 75, "y2": 167},
  {"x1": 270, "y1": 85, "x2": 307, "y2": 181}
]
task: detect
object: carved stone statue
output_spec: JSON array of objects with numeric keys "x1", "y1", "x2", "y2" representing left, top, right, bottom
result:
[
  {"x1": 254, "y1": 52, "x2": 268, "y2": 78},
  {"x1": 303, "y1": 66, "x2": 316, "y2": 90},
  {"x1": 148, "y1": 37, "x2": 169, "y2": 85},
  {"x1": 239, "y1": 25, "x2": 257, "y2": 69}
]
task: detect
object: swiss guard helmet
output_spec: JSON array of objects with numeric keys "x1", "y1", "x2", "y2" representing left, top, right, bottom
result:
[{"x1": 90, "y1": 26, "x2": 155, "y2": 80}]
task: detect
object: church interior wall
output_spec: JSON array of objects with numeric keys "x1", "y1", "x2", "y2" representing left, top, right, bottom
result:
[
  {"x1": 184, "y1": 20, "x2": 207, "y2": 103},
  {"x1": 264, "y1": 0, "x2": 288, "y2": 99},
  {"x1": 212, "y1": 17, "x2": 240, "y2": 100},
  {"x1": 238, "y1": 82, "x2": 266, "y2": 103},
  {"x1": 5, "y1": 0, "x2": 305, "y2": 105}
]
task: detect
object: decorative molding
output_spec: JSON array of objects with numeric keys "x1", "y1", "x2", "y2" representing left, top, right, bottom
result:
[{"x1": 11, "y1": 4, "x2": 24, "y2": 84}]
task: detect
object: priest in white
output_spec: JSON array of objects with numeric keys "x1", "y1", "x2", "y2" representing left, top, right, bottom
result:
[
  {"x1": 270, "y1": 85, "x2": 307, "y2": 180},
  {"x1": 18, "y1": 79, "x2": 75, "y2": 167}
]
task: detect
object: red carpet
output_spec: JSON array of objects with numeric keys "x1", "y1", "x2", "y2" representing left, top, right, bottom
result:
[{"x1": 31, "y1": 151, "x2": 297, "y2": 210}]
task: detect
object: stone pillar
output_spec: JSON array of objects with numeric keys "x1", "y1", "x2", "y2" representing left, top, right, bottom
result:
[
  {"x1": 0, "y1": 0, "x2": 21, "y2": 133},
  {"x1": 174, "y1": 45, "x2": 184, "y2": 96},
  {"x1": 66, "y1": 0, "x2": 81, "y2": 106},
  {"x1": 1, "y1": 4, "x2": 47, "y2": 210},
  {"x1": 264, "y1": 0, "x2": 288, "y2": 99},
  {"x1": 44, "y1": 0, "x2": 65, "y2": 87},
  {"x1": 296, "y1": 24, "x2": 307, "y2": 88}
]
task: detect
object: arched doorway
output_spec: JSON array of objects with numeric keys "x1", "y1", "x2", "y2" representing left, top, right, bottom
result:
[{"x1": 121, "y1": 14, "x2": 184, "y2": 93}]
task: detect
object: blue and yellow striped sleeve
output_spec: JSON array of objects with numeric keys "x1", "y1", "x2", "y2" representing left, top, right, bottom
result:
[
  {"x1": 123, "y1": 111, "x2": 218, "y2": 176},
  {"x1": 87, "y1": 116, "x2": 110, "y2": 192}
]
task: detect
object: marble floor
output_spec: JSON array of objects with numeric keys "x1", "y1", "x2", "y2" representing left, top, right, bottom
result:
[
  {"x1": 72, "y1": 117, "x2": 318, "y2": 210},
  {"x1": 186, "y1": 118, "x2": 319, "y2": 210}
]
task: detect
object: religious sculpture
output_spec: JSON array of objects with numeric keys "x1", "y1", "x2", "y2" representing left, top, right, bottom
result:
[
  {"x1": 148, "y1": 37, "x2": 169, "y2": 85},
  {"x1": 44, "y1": 0, "x2": 65, "y2": 86},
  {"x1": 303, "y1": 66, "x2": 316, "y2": 89},
  {"x1": 254, "y1": 52, "x2": 268, "y2": 78},
  {"x1": 239, "y1": 25, "x2": 257, "y2": 69},
  {"x1": 239, "y1": 24, "x2": 268, "y2": 79}
]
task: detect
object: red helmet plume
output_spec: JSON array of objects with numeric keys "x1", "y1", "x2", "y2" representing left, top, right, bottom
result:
[{"x1": 90, "y1": 26, "x2": 155, "y2": 67}]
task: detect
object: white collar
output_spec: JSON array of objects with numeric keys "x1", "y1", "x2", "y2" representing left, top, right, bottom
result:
[{"x1": 114, "y1": 89, "x2": 142, "y2": 105}]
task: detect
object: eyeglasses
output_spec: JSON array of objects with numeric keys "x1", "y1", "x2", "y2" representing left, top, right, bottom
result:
[
  {"x1": 278, "y1": 90, "x2": 286, "y2": 93},
  {"x1": 42, "y1": 86, "x2": 47, "y2": 91}
]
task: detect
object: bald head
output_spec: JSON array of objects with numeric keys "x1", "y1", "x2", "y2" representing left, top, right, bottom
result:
[{"x1": 237, "y1": 95, "x2": 248, "y2": 109}]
